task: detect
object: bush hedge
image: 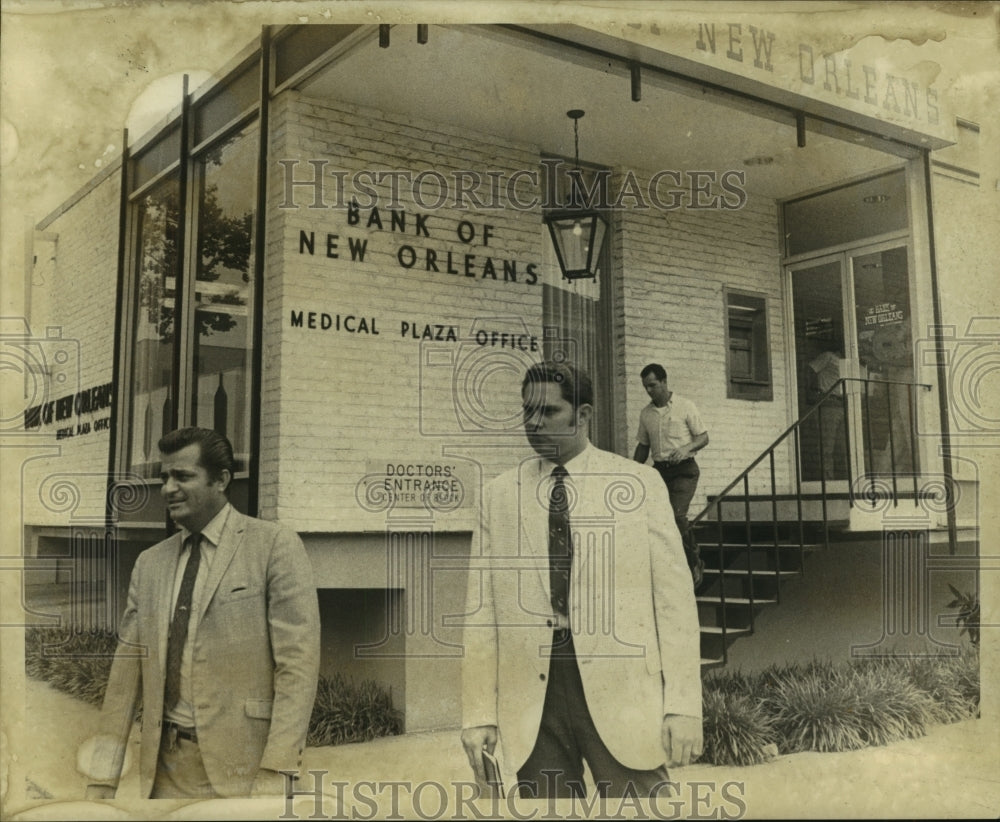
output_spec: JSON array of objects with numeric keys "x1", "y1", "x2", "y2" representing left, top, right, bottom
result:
[
  {"x1": 25, "y1": 626, "x2": 402, "y2": 747},
  {"x1": 701, "y1": 647, "x2": 980, "y2": 765},
  {"x1": 26, "y1": 628, "x2": 978, "y2": 762}
]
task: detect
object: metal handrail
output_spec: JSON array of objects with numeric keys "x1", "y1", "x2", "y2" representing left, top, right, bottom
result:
[
  {"x1": 693, "y1": 376, "x2": 931, "y2": 666},
  {"x1": 691, "y1": 377, "x2": 931, "y2": 528}
]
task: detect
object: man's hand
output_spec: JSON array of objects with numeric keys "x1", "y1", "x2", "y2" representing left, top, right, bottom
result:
[
  {"x1": 663, "y1": 447, "x2": 689, "y2": 465},
  {"x1": 251, "y1": 768, "x2": 290, "y2": 797},
  {"x1": 460, "y1": 725, "x2": 498, "y2": 784},
  {"x1": 661, "y1": 714, "x2": 703, "y2": 767},
  {"x1": 85, "y1": 784, "x2": 116, "y2": 800}
]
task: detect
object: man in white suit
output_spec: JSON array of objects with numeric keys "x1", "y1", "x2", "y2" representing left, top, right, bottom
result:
[
  {"x1": 461, "y1": 362, "x2": 703, "y2": 798},
  {"x1": 85, "y1": 427, "x2": 320, "y2": 799}
]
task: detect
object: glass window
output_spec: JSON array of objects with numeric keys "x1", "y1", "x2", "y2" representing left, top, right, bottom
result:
[
  {"x1": 726, "y1": 291, "x2": 772, "y2": 401},
  {"x1": 193, "y1": 63, "x2": 259, "y2": 146},
  {"x1": 190, "y1": 125, "x2": 257, "y2": 471},
  {"x1": 783, "y1": 170, "x2": 907, "y2": 257},
  {"x1": 127, "y1": 174, "x2": 180, "y2": 478},
  {"x1": 132, "y1": 123, "x2": 182, "y2": 191}
]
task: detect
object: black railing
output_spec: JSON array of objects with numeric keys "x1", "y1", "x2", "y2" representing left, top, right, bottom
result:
[{"x1": 692, "y1": 376, "x2": 931, "y2": 666}]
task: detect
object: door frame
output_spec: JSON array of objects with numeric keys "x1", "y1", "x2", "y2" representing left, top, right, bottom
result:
[{"x1": 783, "y1": 229, "x2": 917, "y2": 495}]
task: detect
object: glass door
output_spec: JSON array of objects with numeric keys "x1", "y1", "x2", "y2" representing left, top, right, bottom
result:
[
  {"x1": 849, "y1": 244, "x2": 917, "y2": 478},
  {"x1": 790, "y1": 255, "x2": 852, "y2": 488},
  {"x1": 790, "y1": 242, "x2": 917, "y2": 491}
]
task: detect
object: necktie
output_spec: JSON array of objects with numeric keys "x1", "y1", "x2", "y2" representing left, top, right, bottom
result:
[
  {"x1": 164, "y1": 533, "x2": 202, "y2": 712},
  {"x1": 548, "y1": 466, "x2": 571, "y2": 616}
]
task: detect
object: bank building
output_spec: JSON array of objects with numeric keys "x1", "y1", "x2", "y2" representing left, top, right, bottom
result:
[{"x1": 18, "y1": 15, "x2": 991, "y2": 734}]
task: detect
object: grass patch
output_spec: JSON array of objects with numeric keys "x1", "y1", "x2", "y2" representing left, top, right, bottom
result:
[{"x1": 703, "y1": 648, "x2": 979, "y2": 765}]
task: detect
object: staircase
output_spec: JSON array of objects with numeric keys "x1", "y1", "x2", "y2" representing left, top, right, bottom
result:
[
  {"x1": 690, "y1": 376, "x2": 938, "y2": 668},
  {"x1": 693, "y1": 517, "x2": 828, "y2": 667}
]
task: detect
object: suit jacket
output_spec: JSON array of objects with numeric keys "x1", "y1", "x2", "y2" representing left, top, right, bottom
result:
[
  {"x1": 462, "y1": 444, "x2": 702, "y2": 784},
  {"x1": 93, "y1": 508, "x2": 320, "y2": 797}
]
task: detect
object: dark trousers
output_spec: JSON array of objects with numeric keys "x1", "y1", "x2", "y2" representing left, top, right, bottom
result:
[
  {"x1": 516, "y1": 632, "x2": 670, "y2": 799},
  {"x1": 653, "y1": 458, "x2": 701, "y2": 569}
]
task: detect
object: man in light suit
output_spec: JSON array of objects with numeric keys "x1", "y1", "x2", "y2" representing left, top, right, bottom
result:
[
  {"x1": 85, "y1": 427, "x2": 320, "y2": 799},
  {"x1": 461, "y1": 361, "x2": 703, "y2": 798}
]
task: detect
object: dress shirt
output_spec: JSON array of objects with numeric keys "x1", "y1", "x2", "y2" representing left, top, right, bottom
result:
[
  {"x1": 636, "y1": 395, "x2": 706, "y2": 462},
  {"x1": 163, "y1": 503, "x2": 230, "y2": 727}
]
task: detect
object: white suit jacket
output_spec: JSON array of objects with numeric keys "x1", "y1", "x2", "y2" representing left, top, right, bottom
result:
[
  {"x1": 461, "y1": 444, "x2": 702, "y2": 783},
  {"x1": 92, "y1": 508, "x2": 320, "y2": 797}
]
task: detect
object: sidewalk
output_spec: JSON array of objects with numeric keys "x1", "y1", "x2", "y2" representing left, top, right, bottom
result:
[{"x1": 7, "y1": 679, "x2": 1000, "y2": 819}]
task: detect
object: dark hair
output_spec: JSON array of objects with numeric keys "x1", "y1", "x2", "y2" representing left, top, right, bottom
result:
[
  {"x1": 640, "y1": 363, "x2": 667, "y2": 381},
  {"x1": 159, "y1": 427, "x2": 235, "y2": 483},
  {"x1": 522, "y1": 361, "x2": 593, "y2": 409}
]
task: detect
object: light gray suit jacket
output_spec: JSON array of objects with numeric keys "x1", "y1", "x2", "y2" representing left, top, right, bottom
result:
[
  {"x1": 462, "y1": 444, "x2": 702, "y2": 785},
  {"x1": 93, "y1": 508, "x2": 320, "y2": 797}
]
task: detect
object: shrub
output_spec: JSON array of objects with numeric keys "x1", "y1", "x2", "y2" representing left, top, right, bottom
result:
[
  {"x1": 946, "y1": 585, "x2": 980, "y2": 645},
  {"x1": 307, "y1": 673, "x2": 403, "y2": 747},
  {"x1": 855, "y1": 652, "x2": 979, "y2": 725},
  {"x1": 845, "y1": 664, "x2": 936, "y2": 746},
  {"x1": 701, "y1": 689, "x2": 777, "y2": 766},
  {"x1": 24, "y1": 626, "x2": 118, "y2": 707},
  {"x1": 764, "y1": 671, "x2": 869, "y2": 754}
]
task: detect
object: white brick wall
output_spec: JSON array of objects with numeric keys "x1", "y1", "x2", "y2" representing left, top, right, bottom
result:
[
  {"x1": 616, "y1": 170, "x2": 789, "y2": 513},
  {"x1": 22, "y1": 169, "x2": 120, "y2": 527},
  {"x1": 263, "y1": 93, "x2": 552, "y2": 531}
]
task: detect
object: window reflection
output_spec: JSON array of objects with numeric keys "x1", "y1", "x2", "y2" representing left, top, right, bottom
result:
[
  {"x1": 853, "y1": 246, "x2": 915, "y2": 474},
  {"x1": 128, "y1": 175, "x2": 180, "y2": 477},
  {"x1": 191, "y1": 126, "x2": 257, "y2": 471}
]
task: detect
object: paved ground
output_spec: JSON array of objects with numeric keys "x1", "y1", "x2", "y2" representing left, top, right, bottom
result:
[{"x1": 5, "y1": 679, "x2": 1000, "y2": 819}]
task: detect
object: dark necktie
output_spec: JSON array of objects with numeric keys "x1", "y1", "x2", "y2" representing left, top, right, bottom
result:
[
  {"x1": 548, "y1": 466, "x2": 571, "y2": 616},
  {"x1": 164, "y1": 533, "x2": 202, "y2": 712}
]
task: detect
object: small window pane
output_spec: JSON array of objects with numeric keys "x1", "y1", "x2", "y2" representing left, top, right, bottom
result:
[
  {"x1": 132, "y1": 123, "x2": 181, "y2": 191},
  {"x1": 193, "y1": 62, "x2": 259, "y2": 146},
  {"x1": 726, "y1": 292, "x2": 772, "y2": 401}
]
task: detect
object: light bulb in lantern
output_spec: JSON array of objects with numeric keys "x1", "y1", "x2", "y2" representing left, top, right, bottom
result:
[{"x1": 572, "y1": 220, "x2": 583, "y2": 236}]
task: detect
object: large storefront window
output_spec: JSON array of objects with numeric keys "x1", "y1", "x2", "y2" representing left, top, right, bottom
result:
[
  {"x1": 128, "y1": 175, "x2": 180, "y2": 478},
  {"x1": 191, "y1": 127, "x2": 256, "y2": 470}
]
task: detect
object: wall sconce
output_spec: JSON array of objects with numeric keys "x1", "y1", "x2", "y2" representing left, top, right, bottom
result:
[{"x1": 543, "y1": 110, "x2": 608, "y2": 281}]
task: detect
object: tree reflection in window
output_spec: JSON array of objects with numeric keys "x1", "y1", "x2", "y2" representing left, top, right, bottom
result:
[
  {"x1": 191, "y1": 128, "x2": 256, "y2": 469},
  {"x1": 130, "y1": 176, "x2": 179, "y2": 475}
]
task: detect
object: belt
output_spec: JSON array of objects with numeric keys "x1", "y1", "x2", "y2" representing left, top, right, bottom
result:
[
  {"x1": 654, "y1": 457, "x2": 695, "y2": 467},
  {"x1": 163, "y1": 721, "x2": 198, "y2": 744}
]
